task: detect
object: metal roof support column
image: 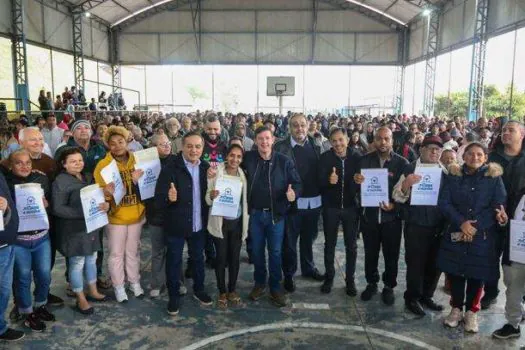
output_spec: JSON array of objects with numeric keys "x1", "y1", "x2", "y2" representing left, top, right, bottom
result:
[
  {"x1": 11, "y1": 0, "x2": 30, "y2": 111},
  {"x1": 394, "y1": 28, "x2": 408, "y2": 114},
  {"x1": 190, "y1": 0, "x2": 202, "y2": 63},
  {"x1": 72, "y1": 9, "x2": 85, "y2": 93},
  {"x1": 311, "y1": 0, "x2": 318, "y2": 64},
  {"x1": 422, "y1": 10, "x2": 439, "y2": 117},
  {"x1": 109, "y1": 29, "x2": 121, "y2": 95},
  {"x1": 467, "y1": 0, "x2": 489, "y2": 121}
]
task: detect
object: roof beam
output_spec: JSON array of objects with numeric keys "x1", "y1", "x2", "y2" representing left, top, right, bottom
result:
[
  {"x1": 113, "y1": 0, "x2": 405, "y2": 31},
  {"x1": 111, "y1": 0, "x2": 133, "y2": 14},
  {"x1": 76, "y1": 0, "x2": 110, "y2": 12},
  {"x1": 322, "y1": 0, "x2": 404, "y2": 28}
]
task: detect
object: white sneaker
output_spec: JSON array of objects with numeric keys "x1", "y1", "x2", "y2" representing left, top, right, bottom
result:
[
  {"x1": 444, "y1": 307, "x2": 463, "y2": 328},
  {"x1": 129, "y1": 283, "x2": 145, "y2": 297},
  {"x1": 464, "y1": 311, "x2": 479, "y2": 333},
  {"x1": 179, "y1": 284, "x2": 187, "y2": 296},
  {"x1": 115, "y1": 286, "x2": 128, "y2": 303},
  {"x1": 149, "y1": 289, "x2": 160, "y2": 298}
]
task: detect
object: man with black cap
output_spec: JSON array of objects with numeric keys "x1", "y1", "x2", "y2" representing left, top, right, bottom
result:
[{"x1": 393, "y1": 135, "x2": 447, "y2": 316}]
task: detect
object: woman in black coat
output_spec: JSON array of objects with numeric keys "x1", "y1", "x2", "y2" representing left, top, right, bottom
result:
[{"x1": 52, "y1": 147, "x2": 110, "y2": 315}]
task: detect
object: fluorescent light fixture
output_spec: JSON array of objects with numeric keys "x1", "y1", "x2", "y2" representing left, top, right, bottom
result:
[
  {"x1": 85, "y1": 12, "x2": 91, "y2": 18},
  {"x1": 344, "y1": 0, "x2": 406, "y2": 26},
  {"x1": 422, "y1": 9, "x2": 432, "y2": 16},
  {"x1": 111, "y1": 0, "x2": 173, "y2": 27}
]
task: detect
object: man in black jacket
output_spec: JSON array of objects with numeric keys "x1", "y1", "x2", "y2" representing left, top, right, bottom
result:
[
  {"x1": 318, "y1": 127, "x2": 361, "y2": 296},
  {"x1": 155, "y1": 132, "x2": 211, "y2": 316},
  {"x1": 354, "y1": 127, "x2": 408, "y2": 306},
  {"x1": 393, "y1": 135, "x2": 446, "y2": 316},
  {"x1": 243, "y1": 126, "x2": 302, "y2": 307},
  {"x1": 275, "y1": 113, "x2": 323, "y2": 293},
  {"x1": 485, "y1": 121, "x2": 525, "y2": 310},
  {"x1": 0, "y1": 172, "x2": 23, "y2": 341}
]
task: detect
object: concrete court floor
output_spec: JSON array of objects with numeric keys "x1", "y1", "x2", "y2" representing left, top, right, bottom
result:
[{"x1": 1, "y1": 225, "x2": 524, "y2": 350}]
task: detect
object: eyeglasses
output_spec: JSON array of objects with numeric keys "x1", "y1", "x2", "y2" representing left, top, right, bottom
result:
[{"x1": 158, "y1": 142, "x2": 172, "y2": 148}]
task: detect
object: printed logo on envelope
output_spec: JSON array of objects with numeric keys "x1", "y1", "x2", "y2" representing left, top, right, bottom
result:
[{"x1": 218, "y1": 187, "x2": 235, "y2": 205}]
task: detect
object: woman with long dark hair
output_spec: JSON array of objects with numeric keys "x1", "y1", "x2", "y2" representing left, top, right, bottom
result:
[{"x1": 205, "y1": 144, "x2": 249, "y2": 309}]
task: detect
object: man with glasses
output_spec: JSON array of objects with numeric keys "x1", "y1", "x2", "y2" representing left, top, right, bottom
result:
[
  {"x1": 275, "y1": 113, "x2": 324, "y2": 292},
  {"x1": 393, "y1": 135, "x2": 446, "y2": 316},
  {"x1": 144, "y1": 133, "x2": 178, "y2": 298}
]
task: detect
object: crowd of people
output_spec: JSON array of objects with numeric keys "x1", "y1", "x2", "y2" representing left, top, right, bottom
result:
[
  {"x1": 36, "y1": 86, "x2": 126, "y2": 122},
  {"x1": 0, "y1": 106, "x2": 524, "y2": 343}
]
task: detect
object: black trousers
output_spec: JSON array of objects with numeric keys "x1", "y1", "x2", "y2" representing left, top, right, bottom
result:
[
  {"x1": 361, "y1": 219, "x2": 402, "y2": 289},
  {"x1": 403, "y1": 223, "x2": 441, "y2": 301},
  {"x1": 323, "y1": 207, "x2": 359, "y2": 282},
  {"x1": 282, "y1": 207, "x2": 320, "y2": 279},
  {"x1": 449, "y1": 274, "x2": 484, "y2": 312},
  {"x1": 213, "y1": 219, "x2": 242, "y2": 294},
  {"x1": 96, "y1": 229, "x2": 104, "y2": 277}
]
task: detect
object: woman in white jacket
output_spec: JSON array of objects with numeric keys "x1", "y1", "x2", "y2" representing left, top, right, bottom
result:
[{"x1": 205, "y1": 144, "x2": 249, "y2": 309}]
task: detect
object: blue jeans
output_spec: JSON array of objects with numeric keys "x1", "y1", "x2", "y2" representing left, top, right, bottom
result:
[
  {"x1": 282, "y1": 208, "x2": 321, "y2": 279},
  {"x1": 165, "y1": 230, "x2": 205, "y2": 304},
  {"x1": 0, "y1": 246, "x2": 15, "y2": 336},
  {"x1": 249, "y1": 210, "x2": 285, "y2": 293},
  {"x1": 13, "y1": 237, "x2": 51, "y2": 314},
  {"x1": 68, "y1": 252, "x2": 98, "y2": 293}
]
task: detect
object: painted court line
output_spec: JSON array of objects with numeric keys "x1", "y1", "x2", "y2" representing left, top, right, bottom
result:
[
  {"x1": 180, "y1": 322, "x2": 442, "y2": 350},
  {"x1": 291, "y1": 303, "x2": 331, "y2": 310}
]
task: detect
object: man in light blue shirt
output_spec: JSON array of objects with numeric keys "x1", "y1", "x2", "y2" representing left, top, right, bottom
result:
[{"x1": 274, "y1": 113, "x2": 324, "y2": 293}]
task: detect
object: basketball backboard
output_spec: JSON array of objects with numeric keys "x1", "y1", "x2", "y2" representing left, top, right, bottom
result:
[{"x1": 267, "y1": 76, "x2": 295, "y2": 96}]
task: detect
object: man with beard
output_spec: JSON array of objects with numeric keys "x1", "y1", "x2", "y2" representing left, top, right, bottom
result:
[
  {"x1": 200, "y1": 115, "x2": 228, "y2": 267},
  {"x1": 484, "y1": 121, "x2": 525, "y2": 310},
  {"x1": 275, "y1": 113, "x2": 324, "y2": 293},
  {"x1": 202, "y1": 115, "x2": 227, "y2": 168},
  {"x1": 354, "y1": 127, "x2": 408, "y2": 306}
]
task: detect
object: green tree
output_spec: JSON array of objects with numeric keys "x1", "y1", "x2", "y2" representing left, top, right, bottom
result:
[
  {"x1": 434, "y1": 91, "x2": 469, "y2": 117},
  {"x1": 434, "y1": 84, "x2": 525, "y2": 120},
  {"x1": 186, "y1": 85, "x2": 208, "y2": 105}
]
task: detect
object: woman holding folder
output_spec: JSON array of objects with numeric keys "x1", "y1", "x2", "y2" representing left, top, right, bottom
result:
[
  {"x1": 94, "y1": 126, "x2": 146, "y2": 303},
  {"x1": 52, "y1": 147, "x2": 110, "y2": 315},
  {"x1": 205, "y1": 144, "x2": 248, "y2": 309},
  {"x1": 6, "y1": 149, "x2": 53, "y2": 332}
]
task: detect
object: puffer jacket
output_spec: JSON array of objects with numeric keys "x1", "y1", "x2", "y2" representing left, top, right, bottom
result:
[{"x1": 437, "y1": 163, "x2": 507, "y2": 281}]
